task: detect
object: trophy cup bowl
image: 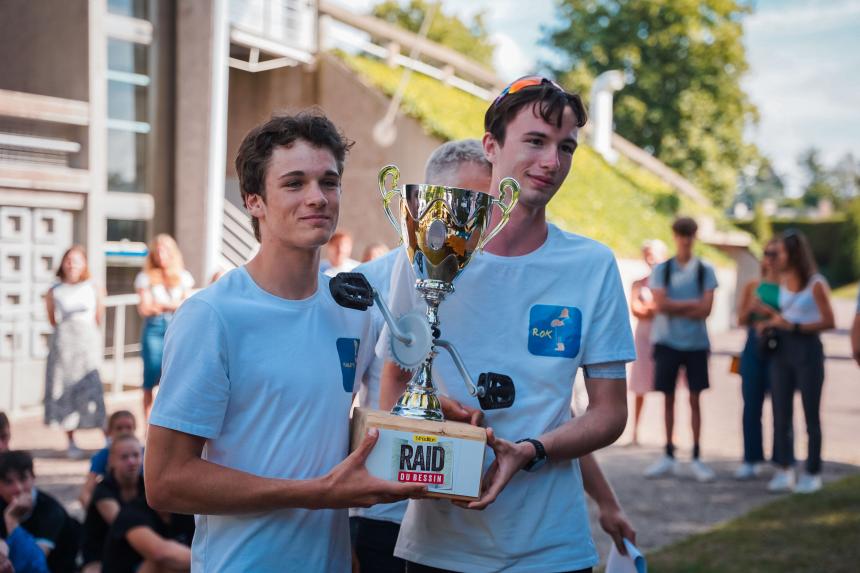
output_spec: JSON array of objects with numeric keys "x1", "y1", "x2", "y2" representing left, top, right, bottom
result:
[{"x1": 379, "y1": 164, "x2": 520, "y2": 420}]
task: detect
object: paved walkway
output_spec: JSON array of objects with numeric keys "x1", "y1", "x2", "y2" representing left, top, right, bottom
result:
[{"x1": 6, "y1": 300, "x2": 859, "y2": 564}]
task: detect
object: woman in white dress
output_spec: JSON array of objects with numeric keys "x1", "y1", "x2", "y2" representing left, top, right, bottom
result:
[
  {"x1": 135, "y1": 234, "x2": 194, "y2": 421},
  {"x1": 628, "y1": 239, "x2": 667, "y2": 445},
  {"x1": 44, "y1": 245, "x2": 107, "y2": 457}
]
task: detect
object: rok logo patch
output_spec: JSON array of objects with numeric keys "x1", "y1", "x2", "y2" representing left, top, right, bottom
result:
[
  {"x1": 528, "y1": 304, "x2": 582, "y2": 358},
  {"x1": 336, "y1": 338, "x2": 360, "y2": 392},
  {"x1": 391, "y1": 435, "x2": 453, "y2": 489}
]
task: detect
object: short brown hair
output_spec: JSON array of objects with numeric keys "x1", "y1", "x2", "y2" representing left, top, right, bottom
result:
[
  {"x1": 56, "y1": 245, "x2": 91, "y2": 282},
  {"x1": 235, "y1": 111, "x2": 354, "y2": 242},
  {"x1": 672, "y1": 217, "x2": 699, "y2": 237},
  {"x1": 107, "y1": 410, "x2": 136, "y2": 433},
  {"x1": 485, "y1": 81, "x2": 587, "y2": 146}
]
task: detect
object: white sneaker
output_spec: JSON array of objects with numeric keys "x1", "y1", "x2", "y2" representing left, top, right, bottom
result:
[
  {"x1": 67, "y1": 444, "x2": 85, "y2": 460},
  {"x1": 734, "y1": 462, "x2": 756, "y2": 480},
  {"x1": 794, "y1": 473, "x2": 822, "y2": 494},
  {"x1": 767, "y1": 468, "x2": 796, "y2": 492},
  {"x1": 644, "y1": 455, "x2": 679, "y2": 478},
  {"x1": 691, "y1": 459, "x2": 716, "y2": 482}
]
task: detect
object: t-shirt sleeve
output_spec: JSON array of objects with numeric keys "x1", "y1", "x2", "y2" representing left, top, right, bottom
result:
[
  {"x1": 149, "y1": 298, "x2": 230, "y2": 439},
  {"x1": 649, "y1": 261, "x2": 667, "y2": 291},
  {"x1": 110, "y1": 504, "x2": 154, "y2": 540},
  {"x1": 91, "y1": 480, "x2": 117, "y2": 505},
  {"x1": 89, "y1": 448, "x2": 109, "y2": 475},
  {"x1": 582, "y1": 256, "x2": 636, "y2": 366},
  {"x1": 704, "y1": 263, "x2": 718, "y2": 291},
  {"x1": 133, "y1": 272, "x2": 150, "y2": 291}
]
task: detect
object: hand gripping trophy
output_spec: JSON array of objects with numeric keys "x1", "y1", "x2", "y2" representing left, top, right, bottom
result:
[{"x1": 329, "y1": 164, "x2": 520, "y2": 499}]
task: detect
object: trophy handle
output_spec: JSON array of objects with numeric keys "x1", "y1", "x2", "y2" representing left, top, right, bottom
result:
[
  {"x1": 378, "y1": 164, "x2": 404, "y2": 243},
  {"x1": 477, "y1": 177, "x2": 520, "y2": 251}
]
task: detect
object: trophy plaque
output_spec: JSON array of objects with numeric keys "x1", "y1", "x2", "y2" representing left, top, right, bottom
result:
[{"x1": 332, "y1": 164, "x2": 519, "y2": 499}]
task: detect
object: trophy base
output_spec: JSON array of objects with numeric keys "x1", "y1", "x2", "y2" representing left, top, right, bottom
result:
[
  {"x1": 391, "y1": 388, "x2": 444, "y2": 421},
  {"x1": 350, "y1": 408, "x2": 487, "y2": 500}
]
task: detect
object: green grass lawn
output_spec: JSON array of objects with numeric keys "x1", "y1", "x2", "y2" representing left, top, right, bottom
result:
[
  {"x1": 645, "y1": 474, "x2": 860, "y2": 573},
  {"x1": 340, "y1": 53, "x2": 734, "y2": 263}
]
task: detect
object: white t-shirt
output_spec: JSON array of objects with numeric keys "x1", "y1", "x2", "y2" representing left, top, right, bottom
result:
[
  {"x1": 134, "y1": 270, "x2": 195, "y2": 307},
  {"x1": 349, "y1": 249, "x2": 408, "y2": 525},
  {"x1": 390, "y1": 224, "x2": 635, "y2": 573},
  {"x1": 149, "y1": 266, "x2": 373, "y2": 573},
  {"x1": 321, "y1": 258, "x2": 360, "y2": 277}
]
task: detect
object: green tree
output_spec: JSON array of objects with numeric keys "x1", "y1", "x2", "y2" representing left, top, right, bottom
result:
[
  {"x1": 798, "y1": 147, "x2": 837, "y2": 207},
  {"x1": 736, "y1": 152, "x2": 785, "y2": 208},
  {"x1": 372, "y1": 0, "x2": 495, "y2": 68},
  {"x1": 751, "y1": 203, "x2": 772, "y2": 241},
  {"x1": 545, "y1": 0, "x2": 758, "y2": 206}
]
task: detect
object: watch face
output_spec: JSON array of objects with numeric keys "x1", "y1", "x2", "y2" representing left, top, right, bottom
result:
[{"x1": 527, "y1": 457, "x2": 547, "y2": 472}]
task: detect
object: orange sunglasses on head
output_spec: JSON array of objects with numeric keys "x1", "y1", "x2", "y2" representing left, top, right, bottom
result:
[{"x1": 492, "y1": 75, "x2": 565, "y2": 106}]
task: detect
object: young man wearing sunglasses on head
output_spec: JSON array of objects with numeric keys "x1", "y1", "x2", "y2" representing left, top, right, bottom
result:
[{"x1": 380, "y1": 77, "x2": 636, "y2": 573}]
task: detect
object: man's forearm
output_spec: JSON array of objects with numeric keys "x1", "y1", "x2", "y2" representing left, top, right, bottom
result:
[
  {"x1": 658, "y1": 299, "x2": 698, "y2": 316},
  {"x1": 579, "y1": 453, "x2": 620, "y2": 510},
  {"x1": 145, "y1": 451, "x2": 326, "y2": 515},
  {"x1": 539, "y1": 380, "x2": 627, "y2": 461}
]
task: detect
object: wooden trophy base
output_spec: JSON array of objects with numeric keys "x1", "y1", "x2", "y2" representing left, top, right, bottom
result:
[{"x1": 350, "y1": 408, "x2": 487, "y2": 501}]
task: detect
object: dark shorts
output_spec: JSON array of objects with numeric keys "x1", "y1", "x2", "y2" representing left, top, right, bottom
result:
[{"x1": 654, "y1": 343, "x2": 710, "y2": 394}]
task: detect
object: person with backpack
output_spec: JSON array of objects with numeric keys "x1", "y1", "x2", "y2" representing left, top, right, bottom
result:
[{"x1": 645, "y1": 217, "x2": 719, "y2": 482}]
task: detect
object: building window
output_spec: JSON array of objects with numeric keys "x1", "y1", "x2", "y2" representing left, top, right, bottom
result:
[
  {"x1": 107, "y1": 219, "x2": 148, "y2": 242},
  {"x1": 108, "y1": 0, "x2": 149, "y2": 19},
  {"x1": 106, "y1": 36, "x2": 151, "y2": 195}
]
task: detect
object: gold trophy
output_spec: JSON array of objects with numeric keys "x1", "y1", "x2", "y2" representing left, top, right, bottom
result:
[
  {"x1": 329, "y1": 164, "x2": 519, "y2": 500},
  {"x1": 377, "y1": 164, "x2": 520, "y2": 420}
]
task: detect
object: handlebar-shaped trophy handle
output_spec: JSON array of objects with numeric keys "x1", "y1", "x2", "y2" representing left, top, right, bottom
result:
[
  {"x1": 477, "y1": 177, "x2": 520, "y2": 251},
  {"x1": 378, "y1": 164, "x2": 404, "y2": 243}
]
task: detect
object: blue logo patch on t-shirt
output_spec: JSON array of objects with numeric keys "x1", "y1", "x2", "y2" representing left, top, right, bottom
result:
[
  {"x1": 528, "y1": 305, "x2": 582, "y2": 358},
  {"x1": 336, "y1": 338, "x2": 360, "y2": 392}
]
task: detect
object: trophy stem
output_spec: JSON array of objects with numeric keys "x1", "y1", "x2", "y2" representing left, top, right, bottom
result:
[{"x1": 390, "y1": 280, "x2": 453, "y2": 421}]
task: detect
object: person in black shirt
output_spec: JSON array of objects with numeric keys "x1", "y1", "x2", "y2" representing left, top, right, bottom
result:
[
  {"x1": 102, "y1": 498, "x2": 193, "y2": 573},
  {"x1": 82, "y1": 434, "x2": 145, "y2": 572},
  {"x1": 0, "y1": 451, "x2": 79, "y2": 573}
]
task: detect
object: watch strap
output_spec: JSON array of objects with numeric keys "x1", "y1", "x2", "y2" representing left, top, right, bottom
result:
[{"x1": 516, "y1": 438, "x2": 547, "y2": 471}]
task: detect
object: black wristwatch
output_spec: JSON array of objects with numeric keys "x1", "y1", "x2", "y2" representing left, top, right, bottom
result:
[
  {"x1": 516, "y1": 438, "x2": 547, "y2": 472},
  {"x1": 793, "y1": 322, "x2": 801, "y2": 334}
]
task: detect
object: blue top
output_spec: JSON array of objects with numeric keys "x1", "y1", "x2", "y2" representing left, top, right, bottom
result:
[
  {"x1": 89, "y1": 447, "x2": 109, "y2": 475},
  {"x1": 7, "y1": 526, "x2": 50, "y2": 573},
  {"x1": 650, "y1": 257, "x2": 718, "y2": 351}
]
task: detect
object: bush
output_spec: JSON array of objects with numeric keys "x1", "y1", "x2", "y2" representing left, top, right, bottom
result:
[{"x1": 737, "y1": 202, "x2": 860, "y2": 288}]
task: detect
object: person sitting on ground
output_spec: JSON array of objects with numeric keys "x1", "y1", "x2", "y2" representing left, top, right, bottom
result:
[
  {"x1": 0, "y1": 414, "x2": 9, "y2": 453},
  {"x1": 0, "y1": 451, "x2": 79, "y2": 573},
  {"x1": 80, "y1": 411, "x2": 137, "y2": 509},
  {"x1": 82, "y1": 435, "x2": 146, "y2": 573},
  {"x1": 101, "y1": 497, "x2": 194, "y2": 573}
]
